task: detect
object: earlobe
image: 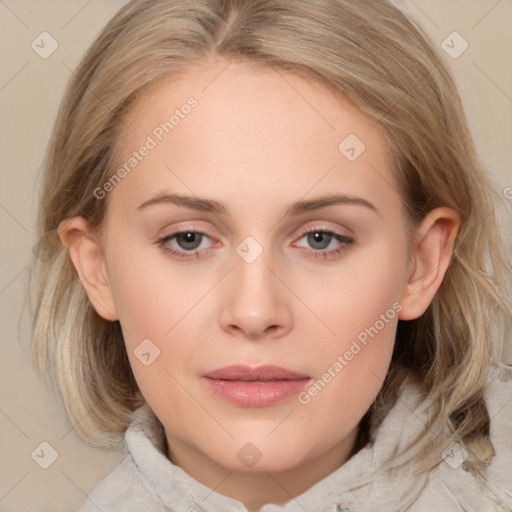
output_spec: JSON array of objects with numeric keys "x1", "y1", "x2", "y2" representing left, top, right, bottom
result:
[
  {"x1": 399, "y1": 208, "x2": 460, "y2": 321},
  {"x1": 58, "y1": 217, "x2": 119, "y2": 321}
]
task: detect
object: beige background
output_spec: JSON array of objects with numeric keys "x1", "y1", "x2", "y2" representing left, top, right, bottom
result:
[{"x1": 1, "y1": 1, "x2": 511, "y2": 510}]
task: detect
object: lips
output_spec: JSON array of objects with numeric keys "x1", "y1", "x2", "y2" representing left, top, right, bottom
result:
[
  {"x1": 203, "y1": 364, "x2": 310, "y2": 381},
  {"x1": 202, "y1": 364, "x2": 311, "y2": 407}
]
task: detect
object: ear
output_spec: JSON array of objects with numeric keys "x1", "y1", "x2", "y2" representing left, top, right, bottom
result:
[
  {"x1": 399, "y1": 207, "x2": 460, "y2": 321},
  {"x1": 58, "y1": 217, "x2": 119, "y2": 321}
]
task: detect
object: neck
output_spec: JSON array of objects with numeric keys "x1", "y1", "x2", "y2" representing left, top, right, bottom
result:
[{"x1": 165, "y1": 428, "x2": 359, "y2": 511}]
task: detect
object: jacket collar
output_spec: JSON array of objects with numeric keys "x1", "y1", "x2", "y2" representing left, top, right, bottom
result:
[{"x1": 125, "y1": 376, "x2": 433, "y2": 512}]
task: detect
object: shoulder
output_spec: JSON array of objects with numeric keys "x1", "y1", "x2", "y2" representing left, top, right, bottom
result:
[
  {"x1": 77, "y1": 402, "x2": 170, "y2": 512},
  {"x1": 408, "y1": 368, "x2": 512, "y2": 511},
  {"x1": 77, "y1": 455, "x2": 165, "y2": 512},
  {"x1": 356, "y1": 370, "x2": 512, "y2": 511}
]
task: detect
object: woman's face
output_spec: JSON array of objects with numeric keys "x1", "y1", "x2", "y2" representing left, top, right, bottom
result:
[{"x1": 99, "y1": 58, "x2": 413, "y2": 478}]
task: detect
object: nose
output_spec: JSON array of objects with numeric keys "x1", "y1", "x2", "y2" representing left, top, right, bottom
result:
[{"x1": 218, "y1": 246, "x2": 293, "y2": 341}]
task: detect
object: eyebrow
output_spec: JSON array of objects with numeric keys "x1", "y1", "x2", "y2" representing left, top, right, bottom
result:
[{"x1": 137, "y1": 193, "x2": 379, "y2": 216}]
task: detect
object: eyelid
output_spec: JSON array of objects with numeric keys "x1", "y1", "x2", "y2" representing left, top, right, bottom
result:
[
  {"x1": 156, "y1": 221, "x2": 352, "y2": 242},
  {"x1": 154, "y1": 221, "x2": 214, "y2": 239},
  {"x1": 291, "y1": 221, "x2": 353, "y2": 241}
]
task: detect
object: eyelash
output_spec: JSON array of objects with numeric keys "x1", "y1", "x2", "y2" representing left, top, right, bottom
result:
[{"x1": 155, "y1": 227, "x2": 354, "y2": 261}]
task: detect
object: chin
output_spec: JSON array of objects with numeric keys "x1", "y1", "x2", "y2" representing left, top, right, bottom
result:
[{"x1": 207, "y1": 437, "x2": 310, "y2": 473}]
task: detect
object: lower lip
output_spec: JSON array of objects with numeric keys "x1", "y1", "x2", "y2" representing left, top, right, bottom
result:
[{"x1": 202, "y1": 377, "x2": 311, "y2": 407}]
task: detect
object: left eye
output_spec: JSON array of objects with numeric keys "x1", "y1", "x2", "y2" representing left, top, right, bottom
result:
[{"x1": 293, "y1": 228, "x2": 354, "y2": 257}]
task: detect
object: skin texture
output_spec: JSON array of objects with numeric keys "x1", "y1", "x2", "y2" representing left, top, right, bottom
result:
[{"x1": 59, "y1": 57, "x2": 459, "y2": 510}]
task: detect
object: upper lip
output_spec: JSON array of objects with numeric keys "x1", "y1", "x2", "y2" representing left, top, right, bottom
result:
[{"x1": 203, "y1": 364, "x2": 310, "y2": 381}]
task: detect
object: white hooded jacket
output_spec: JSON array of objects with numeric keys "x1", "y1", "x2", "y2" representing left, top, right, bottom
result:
[{"x1": 78, "y1": 371, "x2": 512, "y2": 512}]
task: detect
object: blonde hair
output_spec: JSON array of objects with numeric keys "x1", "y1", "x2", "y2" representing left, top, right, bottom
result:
[{"x1": 28, "y1": 0, "x2": 511, "y2": 467}]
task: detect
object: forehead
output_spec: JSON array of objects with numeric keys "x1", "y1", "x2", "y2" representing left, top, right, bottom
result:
[{"x1": 108, "y1": 58, "x2": 399, "y2": 217}]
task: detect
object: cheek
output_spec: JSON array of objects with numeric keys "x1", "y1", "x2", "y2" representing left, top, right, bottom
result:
[
  {"x1": 104, "y1": 233, "x2": 220, "y2": 401},
  {"x1": 105, "y1": 231, "x2": 207, "y2": 344},
  {"x1": 299, "y1": 234, "x2": 407, "y2": 346},
  {"x1": 292, "y1": 235, "x2": 406, "y2": 414}
]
